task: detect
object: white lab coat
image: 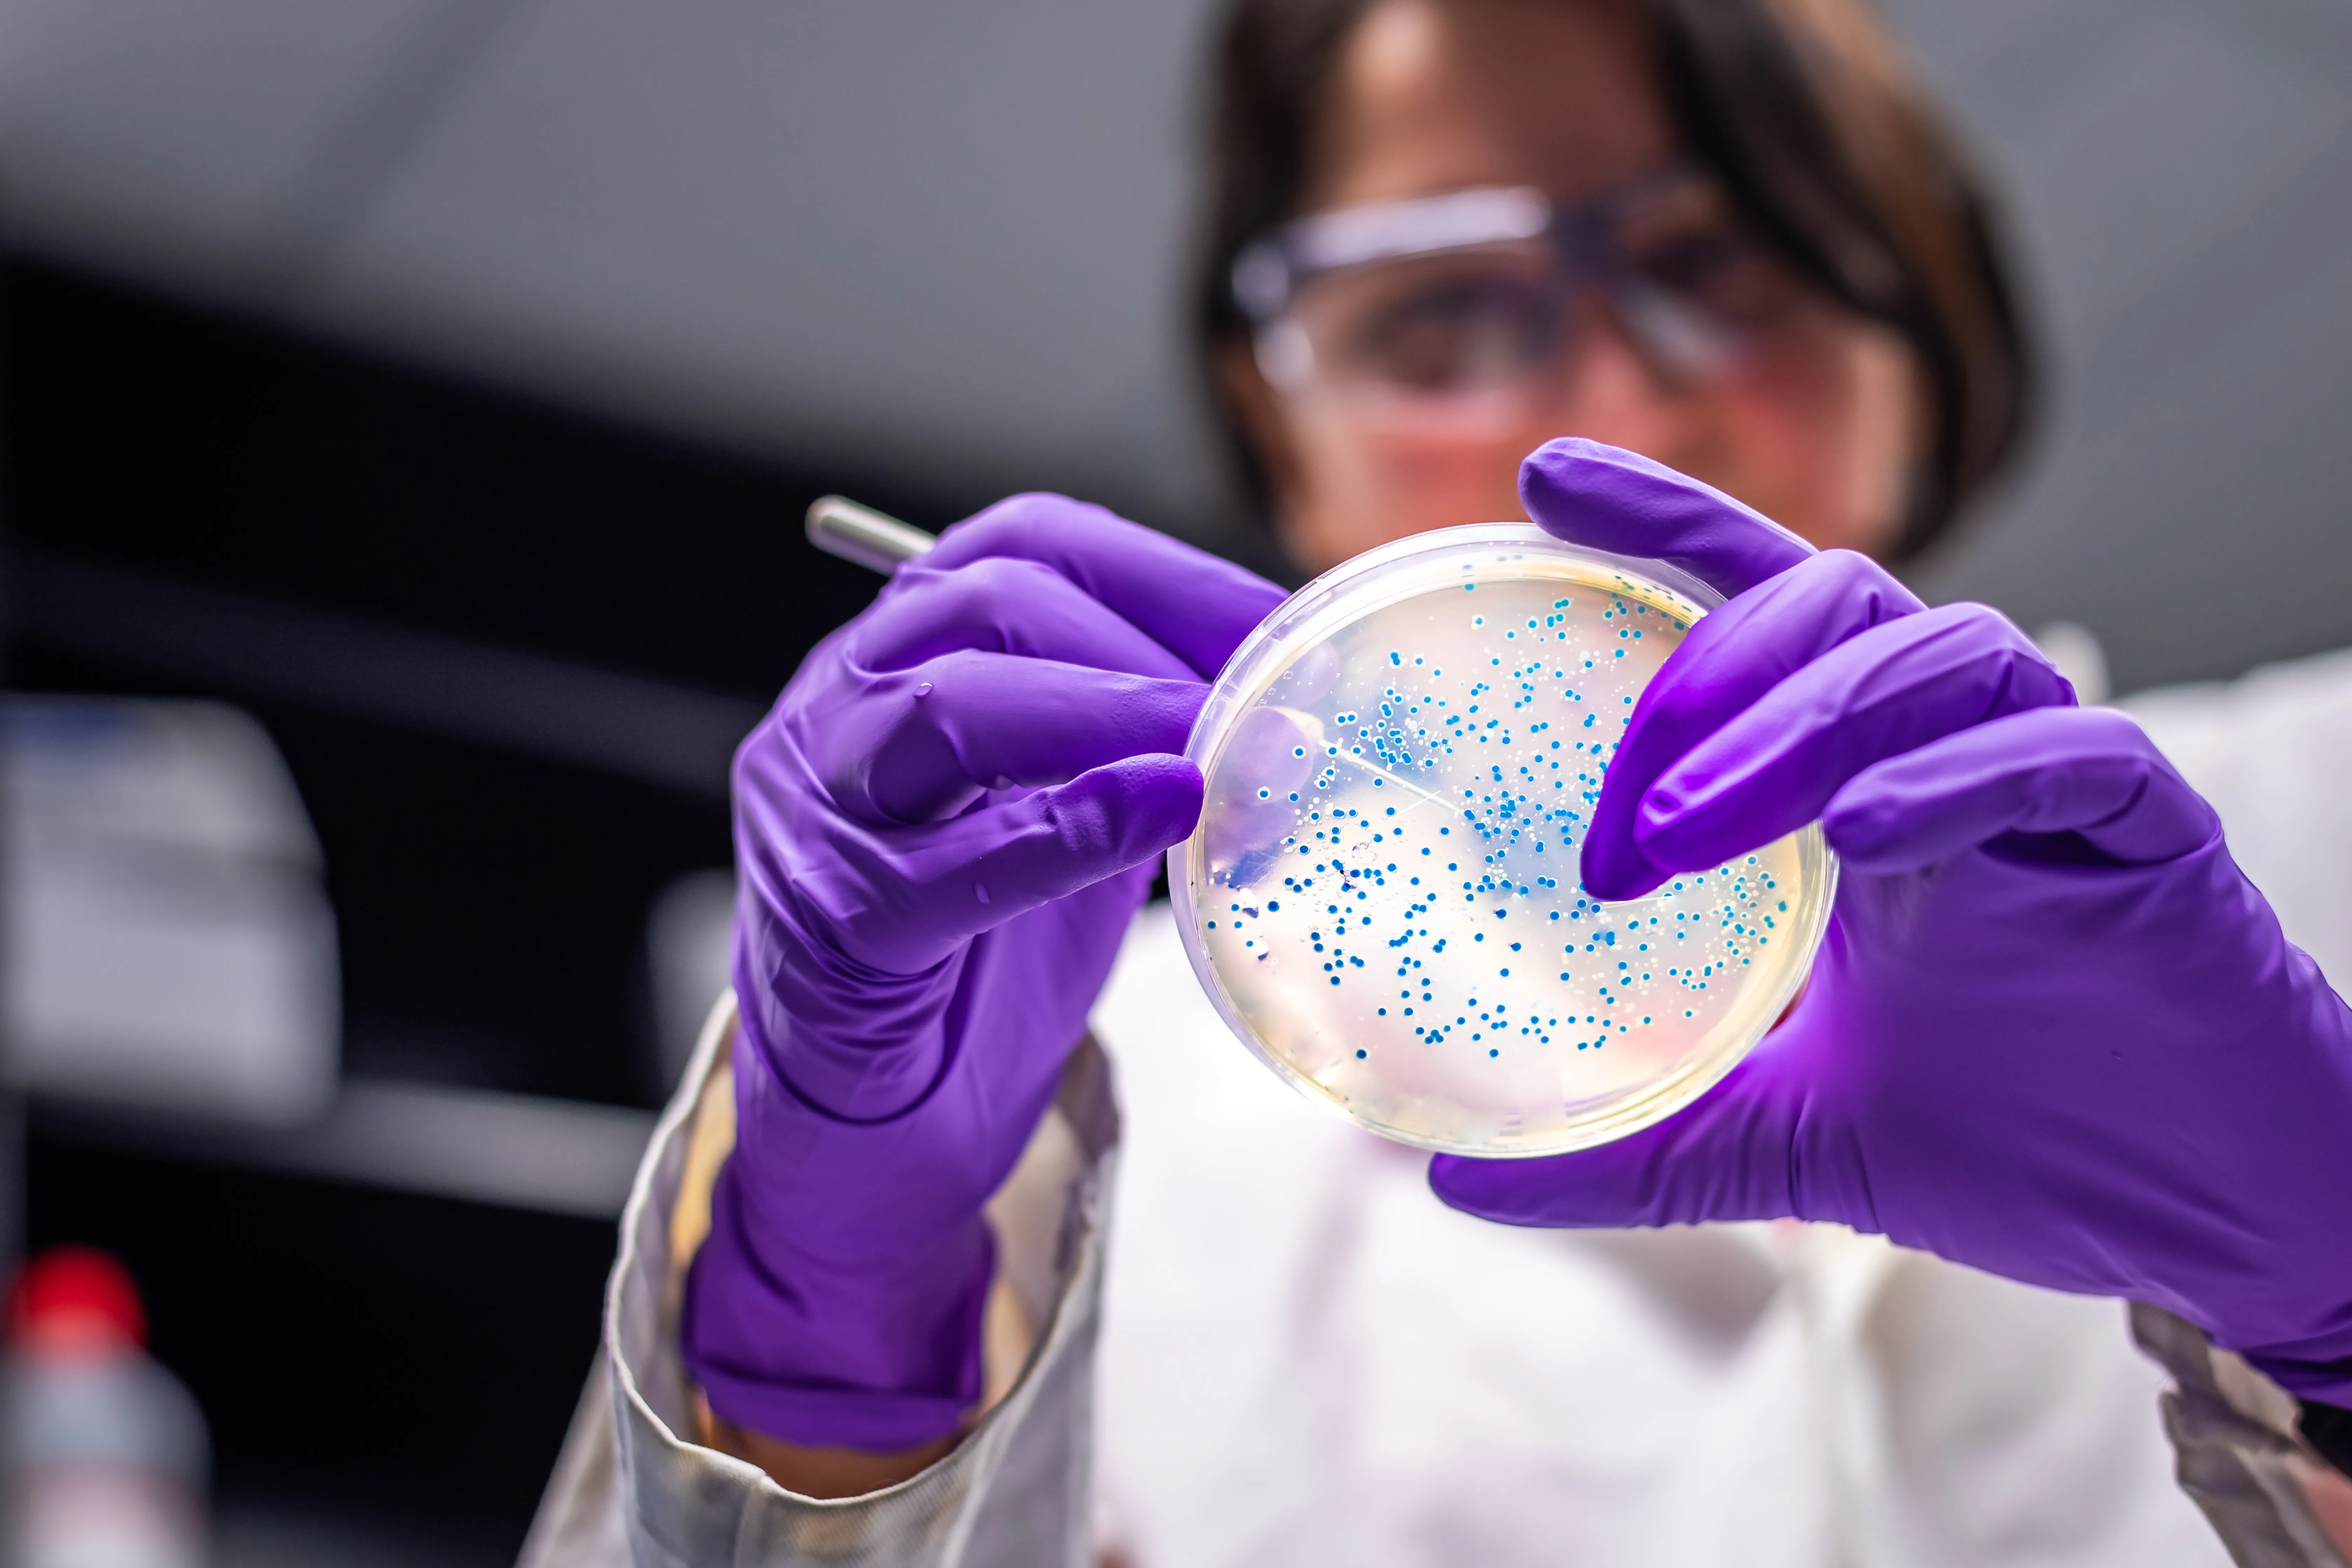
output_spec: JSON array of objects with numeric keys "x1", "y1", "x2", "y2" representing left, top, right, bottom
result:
[
  {"x1": 520, "y1": 647, "x2": 2352, "y2": 1568},
  {"x1": 1086, "y1": 904, "x2": 2219, "y2": 1567}
]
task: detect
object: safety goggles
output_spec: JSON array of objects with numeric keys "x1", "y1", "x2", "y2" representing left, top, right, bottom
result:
[{"x1": 1232, "y1": 166, "x2": 1801, "y2": 432}]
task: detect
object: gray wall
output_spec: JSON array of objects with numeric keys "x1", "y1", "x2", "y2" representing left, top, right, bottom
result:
[
  {"x1": 4, "y1": 0, "x2": 2348, "y2": 693},
  {"x1": 1890, "y1": 0, "x2": 2352, "y2": 693},
  {"x1": 0, "y1": 0, "x2": 1230, "y2": 525}
]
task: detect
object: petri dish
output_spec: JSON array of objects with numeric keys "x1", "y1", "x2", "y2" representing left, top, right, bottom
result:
[{"x1": 1170, "y1": 524, "x2": 1836, "y2": 1157}]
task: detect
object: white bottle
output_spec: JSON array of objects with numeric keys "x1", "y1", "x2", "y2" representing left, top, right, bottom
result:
[{"x1": 1, "y1": 1249, "x2": 208, "y2": 1568}]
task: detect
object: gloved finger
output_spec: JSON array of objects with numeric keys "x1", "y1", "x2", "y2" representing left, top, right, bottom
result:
[
  {"x1": 1581, "y1": 550, "x2": 1925, "y2": 899},
  {"x1": 821, "y1": 753, "x2": 1205, "y2": 977},
  {"x1": 923, "y1": 494, "x2": 1289, "y2": 680},
  {"x1": 854, "y1": 552, "x2": 1200, "y2": 682},
  {"x1": 1518, "y1": 437, "x2": 1815, "y2": 599},
  {"x1": 812, "y1": 651, "x2": 1204, "y2": 825},
  {"x1": 1631, "y1": 603, "x2": 2071, "y2": 877},
  {"x1": 1428, "y1": 1032, "x2": 1811, "y2": 1229},
  {"x1": 1823, "y1": 705, "x2": 2219, "y2": 870}
]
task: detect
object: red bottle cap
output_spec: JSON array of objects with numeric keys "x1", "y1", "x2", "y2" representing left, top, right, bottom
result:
[{"x1": 6, "y1": 1248, "x2": 147, "y2": 1355}]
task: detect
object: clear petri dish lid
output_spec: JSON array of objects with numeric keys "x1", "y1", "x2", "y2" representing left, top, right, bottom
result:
[{"x1": 1170, "y1": 523, "x2": 1835, "y2": 1157}]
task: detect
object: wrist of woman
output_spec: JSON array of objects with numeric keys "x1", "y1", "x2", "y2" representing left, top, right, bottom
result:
[
  {"x1": 679, "y1": 1156, "x2": 994, "y2": 1452},
  {"x1": 2301, "y1": 1397, "x2": 2352, "y2": 1479},
  {"x1": 2243, "y1": 1342, "x2": 2352, "y2": 1411},
  {"x1": 692, "y1": 1393, "x2": 966, "y2": 1499}
]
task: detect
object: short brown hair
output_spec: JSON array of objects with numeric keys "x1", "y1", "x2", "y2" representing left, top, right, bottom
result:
[{"x1": 1194, "y1": 0, "x2": 2035, "y2": 561}]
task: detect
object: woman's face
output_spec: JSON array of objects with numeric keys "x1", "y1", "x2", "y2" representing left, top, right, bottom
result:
[{"x1": 1228, "y1": 0, "x2": 1922, "y2": 574}]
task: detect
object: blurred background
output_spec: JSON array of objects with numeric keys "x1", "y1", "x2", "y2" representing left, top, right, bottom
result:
[{"x1": 0, "y1": 0, "x2": 2347, "y2": 1561}]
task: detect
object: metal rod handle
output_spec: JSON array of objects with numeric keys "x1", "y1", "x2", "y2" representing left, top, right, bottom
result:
[{"x1": 805, "y1": 494, "x2": 937, "y2": 575}]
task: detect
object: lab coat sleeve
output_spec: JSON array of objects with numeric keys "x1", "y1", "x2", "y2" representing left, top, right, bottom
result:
[
  {"x1": 518, "y1": 992, "x2": 1120, "y2": 1568},
  {"x1": 2132, "y1": 1305, "x2": 2352, "y2": 1568}
]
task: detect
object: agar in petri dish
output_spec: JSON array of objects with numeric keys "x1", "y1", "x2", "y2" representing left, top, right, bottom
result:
[{"x1": 1171, "y1": 524, "x2": 1835, "y2": 1157}]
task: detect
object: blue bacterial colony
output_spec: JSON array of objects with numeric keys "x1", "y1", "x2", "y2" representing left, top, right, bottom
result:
[{"x1": 1184, "y1": 553, "x2": 1827, "y2": 1155}]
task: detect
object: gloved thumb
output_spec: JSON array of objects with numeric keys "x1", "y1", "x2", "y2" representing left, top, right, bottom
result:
[{"x1": 1427, "y1": 1027, "x2": 1824, "y2": 1231}]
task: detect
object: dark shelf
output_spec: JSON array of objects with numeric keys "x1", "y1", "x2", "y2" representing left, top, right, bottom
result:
[{"x1": 0, "y1": 255, "x2": 1015, "y2": 1555}]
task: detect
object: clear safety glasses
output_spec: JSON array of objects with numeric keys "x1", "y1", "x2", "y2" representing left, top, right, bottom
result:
[{"x1": 1232, "y1": 166, "x2": 1804, "y2": 435}]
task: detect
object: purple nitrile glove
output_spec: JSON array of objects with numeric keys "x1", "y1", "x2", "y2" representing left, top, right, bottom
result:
[
  {"x1": 1433, "y1": 438, "x2": 2352, "y2": 1402},
  {"x1": 683, "y1": 494, "x2": 1285, "y2": 1449}
]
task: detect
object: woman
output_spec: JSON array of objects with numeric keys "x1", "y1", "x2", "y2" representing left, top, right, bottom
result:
[
  {"x1": 520, "y1": 2, "x2": 2352, "y2": 1564},
  {"x1": 1193, "y1": 0, "x2": 2021, "y2": 577}
]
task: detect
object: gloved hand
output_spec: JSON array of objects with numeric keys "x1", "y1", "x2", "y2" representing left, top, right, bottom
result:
[
  {"x1": 683, "y1": 494, "x2": 1285, "y2": 1449},
  {"x1": 1432, "y1": 439, "x2": 2352, "y2": 1401}
]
